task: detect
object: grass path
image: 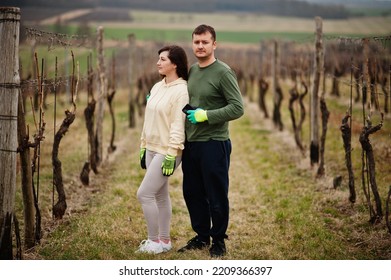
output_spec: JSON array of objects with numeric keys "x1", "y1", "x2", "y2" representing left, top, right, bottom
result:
[{"x1": 28, "y1": 99, "x2": 391, "y2": 260}]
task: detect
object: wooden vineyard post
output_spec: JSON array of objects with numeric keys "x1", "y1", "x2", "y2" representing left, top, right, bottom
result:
[
  {"x1": 258, "y1": 40, "x2": 269, "y2": 118},
  {"x1": 310, "y1": 16, "x2": 323, "y2": 165},
  {"x1": 107, "y1": 53, "x2": 117, "y2": 153},
  {"x1": 272, "y1": 40, "x2": 278, "y2": 123},
  {"x1": 96, "y1": 26, "x2": 107, "y2": 166},
  {"x1": 317, "y1": 49, "x2": 328, "y2": 178},
  {"x1": 128, "y1": 33, "x2": 136, "y2": 128},
  {"x1": 0, "y1": 7, "x2": 20, "y2": 259},
  {"x1": 360, "y1": 38, "x2": 384, "y2": 223},
  {"x1": 272, "y1": 40, "x2": 283, "y2": 131},
  {"x1": 17, "y1": 91, "x2": 35, "y2": 249}
]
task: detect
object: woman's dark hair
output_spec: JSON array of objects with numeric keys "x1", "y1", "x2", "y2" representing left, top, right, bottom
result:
[
  {"x1": 158, "y1": 45, "x2": 189, "y2": 81},
  {"x1": 192, "y1": 24, "x2": 216, "y2": 42}
]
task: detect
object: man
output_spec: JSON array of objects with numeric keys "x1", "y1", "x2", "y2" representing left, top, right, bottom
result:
[{"x1": 179, "y1": 24, "x2": 244, "y2": 257}]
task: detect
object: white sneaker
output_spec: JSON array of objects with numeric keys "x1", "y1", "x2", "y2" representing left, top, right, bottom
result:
[
  {"x1": 136, "y1": 240, "x2": 163, "y2": 254},
  {"x1": 160, "y1": 240, "x2": 172, "y2": 252}
]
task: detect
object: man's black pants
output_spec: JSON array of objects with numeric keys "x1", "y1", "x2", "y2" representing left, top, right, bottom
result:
[{"x1": 182, "y1": 139, "x2": 231, "y2": 242}]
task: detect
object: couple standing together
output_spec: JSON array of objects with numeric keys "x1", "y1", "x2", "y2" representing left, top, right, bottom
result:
[{"x1": 136, "y1": 24, "x2": 244, "y2": 258}]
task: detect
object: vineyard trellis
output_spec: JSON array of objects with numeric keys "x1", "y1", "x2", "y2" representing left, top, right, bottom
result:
[
  {"x1": 1, "y1": 8, "x2": 150, "y2": 258},
  {"x1": 0, "y1": 7, "x2": 390, "y2": 260},
  {"x1": 261, "y1": 32, "x2": 390, "y2": 225}
]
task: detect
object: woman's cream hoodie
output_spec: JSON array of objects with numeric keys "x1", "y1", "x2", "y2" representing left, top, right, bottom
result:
[{"x1": 140, "y1": 77, "x2": 189, "y2": 157}]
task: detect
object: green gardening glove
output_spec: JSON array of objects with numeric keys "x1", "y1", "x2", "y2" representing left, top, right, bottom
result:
[
  {"x1": 161, "y1": 155, "x2": 176, "y2": 176},
  {"x1": 187, "y1": 108, "x2": 208, "y2": 124},
  {"x1": 140, "y1": 148, "x2": 146, "y2": 169}
]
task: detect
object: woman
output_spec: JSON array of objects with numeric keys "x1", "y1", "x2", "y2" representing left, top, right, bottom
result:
[{"x1": 136, "y1": 45, "x2": 189, "y2": 254}]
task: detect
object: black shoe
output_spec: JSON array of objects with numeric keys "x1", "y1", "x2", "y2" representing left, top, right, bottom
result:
[
  {"x1": 178, "y1": 236, "x2": 210, "y2": 252},
  {"x1": 209, "y1": 239, "x2": 226, "y2": 257}
]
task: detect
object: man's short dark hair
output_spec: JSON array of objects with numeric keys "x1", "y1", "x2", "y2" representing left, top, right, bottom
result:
[{"x1": 192, "y1": 24, "x2": 216, "y2": 41}]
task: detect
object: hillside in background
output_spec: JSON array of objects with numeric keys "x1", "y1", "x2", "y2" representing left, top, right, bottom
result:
[
  {"x1": 4, "y1": 0, "x2": 391, "y2": 21},
  {"x1": 2, "y1": 0, "x2": 352, "y2": 19},
  {"x1": 306, "y1": 0, "x2": 391, "y2": 8}
]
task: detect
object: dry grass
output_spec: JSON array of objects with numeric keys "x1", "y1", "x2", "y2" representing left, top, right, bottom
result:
[{"x1": 18, "y1": 80, "x2": 391, "y2": 260}]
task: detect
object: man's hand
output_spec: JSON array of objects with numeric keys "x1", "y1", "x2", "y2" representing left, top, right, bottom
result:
[
  {"x1": 187, "y1": 108, "x2": 208, "y2": 124},
  {"x1": 140, "y1": 148, "x2": 146, "y2": 169},
  {"x1": 161, "y1": 155, "x2": 176, "y2": 176}
]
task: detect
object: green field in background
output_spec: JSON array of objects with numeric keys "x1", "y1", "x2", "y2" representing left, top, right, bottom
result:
[{"x1": 46, "y1": 25, "x2": 371, "y2": 45}]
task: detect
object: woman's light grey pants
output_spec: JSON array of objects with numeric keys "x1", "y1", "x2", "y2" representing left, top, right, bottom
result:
[{"x1": 137, "y1": 150, "x2": 181, "y2": 241}]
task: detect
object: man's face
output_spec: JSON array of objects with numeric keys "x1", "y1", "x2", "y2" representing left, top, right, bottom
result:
[{"x1": 192, "y1": 32, "x2": 216, "y2": 60}]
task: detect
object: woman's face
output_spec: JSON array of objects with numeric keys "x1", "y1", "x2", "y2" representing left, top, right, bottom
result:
[{"x1": 157, "y1": 50, "x2": 176, "y2": 77}]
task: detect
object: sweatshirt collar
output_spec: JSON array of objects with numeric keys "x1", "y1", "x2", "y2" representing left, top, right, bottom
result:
[{"x1": 162, "y1": 77, "x2": 186, "y2": 87}]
